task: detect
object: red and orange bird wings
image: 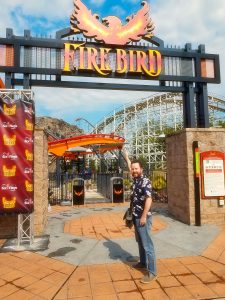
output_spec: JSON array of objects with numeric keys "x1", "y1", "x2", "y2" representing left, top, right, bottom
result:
[
  {"x1": 119, "y1": 1, "x2": 155, "y2": 44},
  {"x1": 70, "y1": 0, "x2": 154, "y2": 45},
  {"x1": 71, "y1": 0, "x2": 110, "y2": 43}
]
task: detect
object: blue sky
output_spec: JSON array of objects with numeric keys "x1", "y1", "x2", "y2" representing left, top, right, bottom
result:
[{"x1": 0, "y1": 0, "x2": 225, "y2": 129}]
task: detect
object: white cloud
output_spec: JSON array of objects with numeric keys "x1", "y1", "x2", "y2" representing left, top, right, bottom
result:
[
  {"x1": 89, "y1": 0, "x2": 105, "y2": 6},
  {"x1": 34, "y1": 85, "x2": 152, "y2": 124},
  {"x1": 122, "y1": 0, "x2": 140, "y2": 4},
  {"x1": 0, "y1": 0, "x2": 72, "y2": 36},
  {"x1": 9, "y1": 0, "x2": 72, "y2": 19},
  {"x1": 151, "y1": 0, "x2": 225, "y2": 94},
  {"x1": 153, "y1": 0, "x2": 225, "y2": 46},
  {"x1": 111, "y1": 5, "x2": 126, "y2": 17}
]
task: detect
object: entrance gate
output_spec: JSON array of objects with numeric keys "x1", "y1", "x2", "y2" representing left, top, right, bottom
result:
[
  {"x1": 48, "y1": 172, "x2": 80, "y2": 205},
  {"x1": 0, "y1": 0, "x2": 222, "y2": 236}
]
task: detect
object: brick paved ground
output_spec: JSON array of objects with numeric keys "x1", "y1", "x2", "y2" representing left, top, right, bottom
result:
[
  {"x1": 0, "y1": 249, "x2": 225, "y2": 299},
  {"x1": 0, "y1": 204, "x2": 225, "y2": 299},
  {"x1": 64, "y1": 212, "x2": 167, "y2": 239}
]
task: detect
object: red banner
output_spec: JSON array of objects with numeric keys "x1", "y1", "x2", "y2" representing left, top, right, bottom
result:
[{"x1": 0, "y1": 96, "x2": 34, "y2": 214}]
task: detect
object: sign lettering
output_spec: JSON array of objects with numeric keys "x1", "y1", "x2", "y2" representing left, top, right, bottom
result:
[{"x1": 63, "y1": 43, "x2": 162, "y2": 77}]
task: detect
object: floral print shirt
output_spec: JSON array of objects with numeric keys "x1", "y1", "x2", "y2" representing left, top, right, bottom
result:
[{"x1": 131, "y1": 175, "x2": 152, "y2": 218}]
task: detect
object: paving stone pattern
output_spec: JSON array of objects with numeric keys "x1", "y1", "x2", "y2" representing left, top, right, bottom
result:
[{"x1": 0, "y1": 202, "x2": 225, "y2": 299}]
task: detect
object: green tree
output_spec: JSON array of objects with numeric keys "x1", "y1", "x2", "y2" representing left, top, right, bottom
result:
[
  {"x1": 137, "y1": 155, "x2": 148, "y2": 173},
  {"x1": 217, "y1": 120, "x2": 225, "y2": 128},
  {"x1": 89, "y1": 158, "x2": 97, "y2": 173}
]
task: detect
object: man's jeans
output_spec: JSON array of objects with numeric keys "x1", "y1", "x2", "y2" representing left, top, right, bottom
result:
[{"x1": 133, "y1": 215, "x2": 157, "y2": 276}]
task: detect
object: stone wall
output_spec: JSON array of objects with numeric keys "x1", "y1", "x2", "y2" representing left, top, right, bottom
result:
[
  {"x1": 0, "y1": 215, "x2": 17, "y2": 239},
  {"x1": 0, "y1": 128, "x2": 48, "y2": 238},
  {"x1": 33, "y1": 128, "x2": 49, "y2": 235},
  {"x1": 166, "y1": 128, "x2": 225, "y2": 225}
]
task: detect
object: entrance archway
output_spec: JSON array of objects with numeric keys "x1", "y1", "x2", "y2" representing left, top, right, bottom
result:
[{"x1": 0, "y1": 0, "x2": 222, "y2": 238}]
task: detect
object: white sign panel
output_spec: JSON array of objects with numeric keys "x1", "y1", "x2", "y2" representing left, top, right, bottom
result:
[{"x1": 203, "y1": 159, "x2": 225, "y2": 197}]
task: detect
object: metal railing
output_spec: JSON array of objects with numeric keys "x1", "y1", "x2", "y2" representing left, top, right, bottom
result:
[
  {"x1": 97, "y1": 173, "x2": 121, "y2": 200},
  {"x1": 48, "y1": 172, "x2": 81, "y2": 204}
]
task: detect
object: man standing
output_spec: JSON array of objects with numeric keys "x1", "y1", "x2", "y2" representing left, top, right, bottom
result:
[
  {"x1": 82, "y1": 165, "x2": 92, "y2": 190},
  {"x1": 123, "y1": 149, "x2": 157, "y2": 284}
]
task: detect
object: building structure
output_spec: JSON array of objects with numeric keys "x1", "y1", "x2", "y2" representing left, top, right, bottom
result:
[{"x1": 96, "y1": 92, "x2": 225, "y2": 170}]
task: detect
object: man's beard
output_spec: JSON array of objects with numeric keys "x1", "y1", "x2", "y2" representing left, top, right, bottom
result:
[{"x1": 132, "y1": 171, "x2": 142, "y2": 177}]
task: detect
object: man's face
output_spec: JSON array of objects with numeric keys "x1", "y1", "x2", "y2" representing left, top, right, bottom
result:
[{"x1": 131, "y1": 162, "x2": 143, "y2": 178}]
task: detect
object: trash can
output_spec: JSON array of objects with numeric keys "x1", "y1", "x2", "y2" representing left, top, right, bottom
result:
[
  {"x1": 72, "y1": 178, "x2": 85, "y2": 205},
  {"x1": 110, "y1": 177, "x2": 124, "y2": 203}
]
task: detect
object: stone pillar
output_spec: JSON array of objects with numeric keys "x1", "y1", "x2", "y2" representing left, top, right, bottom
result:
[
  {"x1": 34, "y1": 127, "x2": 49, "y2": 235},
  {"x1": 166, "y1": 128, "x2": 225, "y2": 225},
  {"x1": 0, "y1": 215, "x2": 17, "y2": 238}
]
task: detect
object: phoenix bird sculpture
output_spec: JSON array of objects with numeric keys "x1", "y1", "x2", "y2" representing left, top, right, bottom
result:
[{"x1": 70, "y1": 0, "x2": 155, "y2": 45}]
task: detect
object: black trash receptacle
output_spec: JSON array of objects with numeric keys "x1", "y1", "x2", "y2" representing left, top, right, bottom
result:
[
  {"x1": 73, "y1": 178, "x2": 85, "y2": 205},
  {"x1": 111, "y1": 177, "x2": 124, "y2": 203}
]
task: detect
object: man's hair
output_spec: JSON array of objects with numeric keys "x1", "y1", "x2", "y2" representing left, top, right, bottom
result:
[{"x1": 130, "y1": 159, "x2": 143, "y2": 168}]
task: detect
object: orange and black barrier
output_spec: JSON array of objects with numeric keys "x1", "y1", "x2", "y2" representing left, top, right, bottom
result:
[
  {"x1": 110, "y1": 177, "x2": 124, "y2": 203},
  {"x1": 72, "y1": 178, "x2": 85, "y2": 205}
]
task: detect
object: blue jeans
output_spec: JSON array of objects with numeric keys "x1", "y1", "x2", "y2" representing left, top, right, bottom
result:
[{"x1": 133, "y1": 215, "x2": 157, "y2": 276}]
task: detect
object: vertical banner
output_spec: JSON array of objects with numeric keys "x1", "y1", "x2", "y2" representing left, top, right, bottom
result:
[{"x1": 0, "y1": 96, "x2": 34, "y2": 214}]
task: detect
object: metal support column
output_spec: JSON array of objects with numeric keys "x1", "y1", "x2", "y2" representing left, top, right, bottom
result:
[
  {"x1": 118, "y1": 149, "x2": 123, "y2": 169},
  {"x1": 17, "y1": 213, "x2": 34, "y2": 246},
  {"x1": 23, "y1": 74, "x2": 30, "y2": 89},
  {"x1": 196, "y1": 83, "x2": 209, "y2": 128},
  {"x1": 183, "y1": 82, "x2": 196, "y2": 128},
  {"x1": 56, "y1": 157, "x2": 61, "y2": 186},
  {"x1": 5, "y1": 73, "x2": 12, "y2": 89}
]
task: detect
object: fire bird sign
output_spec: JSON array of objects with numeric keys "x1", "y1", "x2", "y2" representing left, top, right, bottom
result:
[
  {"x1": 64, "y1": 44, "x2": 161, "y2": 77},
  {"x1": 0, "y1": 0, "x2": 220, "y2": 91},
  {"x1": 70, "y1": 0, "x2": 154, "y2": 45},
  {"x1": 64, "y1": 0, "x2": 161, "y2": 77}
]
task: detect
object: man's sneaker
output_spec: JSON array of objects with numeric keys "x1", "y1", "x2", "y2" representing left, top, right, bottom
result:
[
  {"x1": 132, "y1": 262, "x2": 146, "y2": 269},
  {"x1": 140, "y1": 273, "x2": 157, "y2": 284}
]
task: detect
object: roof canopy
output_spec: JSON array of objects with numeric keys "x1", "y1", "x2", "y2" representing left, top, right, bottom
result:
[{"x1": 48, "y1": 133, "x2": 125, "y2": 156}]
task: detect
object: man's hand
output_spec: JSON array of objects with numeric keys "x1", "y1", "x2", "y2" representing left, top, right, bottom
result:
[
  {"x1": 140, "y1": 215, "x2": 147, "y2": 226},
  {"x1": 140, "y1": 197, "x2": 152, "y2": 226}
]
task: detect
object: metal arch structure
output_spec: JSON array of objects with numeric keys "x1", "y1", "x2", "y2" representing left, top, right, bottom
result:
[
  {"x1": 48, "y1": 133, "x2": 125, "y2": 156},
  {"x1": 95, "y1": 93, "x2": 225, "y2": 171},
  {"x1": 0, "y1": 26, "x2": 221, "y2": 129}
]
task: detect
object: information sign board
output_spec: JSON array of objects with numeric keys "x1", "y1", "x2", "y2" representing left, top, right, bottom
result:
[{"x1": 200, "y1": 151, "x2": 225, "y2": 199}]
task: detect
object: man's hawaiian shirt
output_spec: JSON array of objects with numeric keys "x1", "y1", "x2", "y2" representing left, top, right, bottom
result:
[{"x1": 131, "y1": 175, "x2": 152, "y2": 218}]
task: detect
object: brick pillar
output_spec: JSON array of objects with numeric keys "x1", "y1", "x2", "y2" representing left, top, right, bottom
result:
[
  {"x1": 34, "y1": 128, "x2": 48, "y2": 235},
  {"x1": 166, "y1": 128, "x2": 225, "y2": 225},
  {"x1": 0, "y1": 215, "x2": 17, "y2": 238}
]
